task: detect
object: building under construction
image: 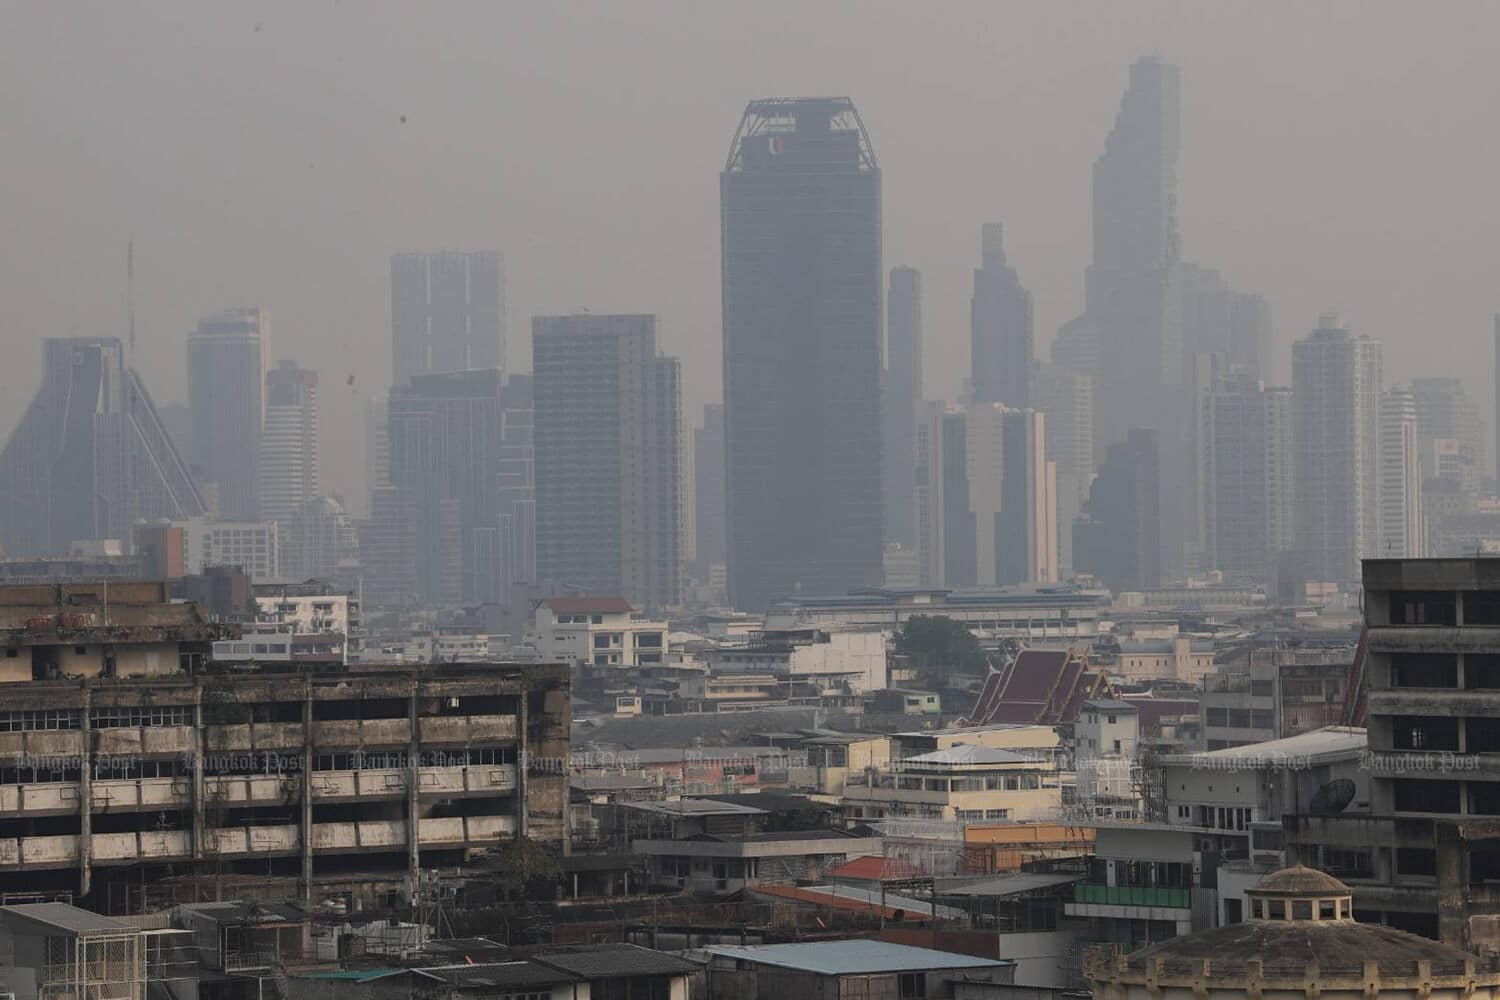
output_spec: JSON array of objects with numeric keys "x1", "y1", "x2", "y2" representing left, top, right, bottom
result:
[{"x1": 0, "y1": 582, "x2": 570, "y2": 913}]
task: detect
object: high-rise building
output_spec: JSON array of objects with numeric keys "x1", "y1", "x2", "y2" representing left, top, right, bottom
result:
[
  {"x1": 533, "y1": 314, "x2": 681, "y2": 610},
  {"x1": 1086, "y1": 57, "x2": 1181, "y2": 447},
  {"x1": 388, "y1": 369, "x2": 510, "y2": 607},
  {"x1": 883, "y1": 266, "x2": 923, "y2": 547},
  {"x1": 1033, "y1": 364, "x2": 1094, "y2": 574},
  {"x1": 1204, "y1": 372, "x2": 1297, "y2": 586},
  {"x1": 694, "y1": 404, "x2": 727, "y2": 580},
  {"x1": 1379, "y1": 385, "x2": 1423, "y2": 560},
  {"x1": 496, "y1": 373, "x2": 536, "y2": 607},
  {"x1": 1411, "y1": 377, "x2": 1482, "y2": 497},
  {"x1": 391, "y1": 252, "x2": 504, "y2": 385},
  {"x1": 965, "y1": 405, "x2": 1056, "y2": 586},
  {"x1": 1175, "y1": 263, "x2": 1273, "y2": 383},
  {"x1": 279, "y1": 497, "x2": 360, "y2": 588},
  {"x1": 1291, "y1": 315, "x2": 1382, "y2": 588},
  {"x1": 1265, "y1": 386, "x2": 1296, "y2": 583},
  {"x1": 259, "y1": 361, "x2": 319, "y2": 526},
  {"x1": 1073, "y1": 429, "x2": 1161, "y2": 593},
  {"x1": 0, "y1": 339, "x2": 206, "y2": 556},
  {"x1": 721, "y1": 98, "x2": 883, "y2": 612},
  {"x1": 1494, "y1": 315, "x2": 1500, "y2": 479},
  {"x1": 187, "y1": 307, "x2": 264, "y2": 518},
  {"x1": 942, "y1": 410, "x2": 977, "y2": 588},
  {"x1": 913, "y1": 401, "x2": 946, "y2": 588},
  {"x1": 970, "y1": 224, "x2": 1033, "y2": 408}
]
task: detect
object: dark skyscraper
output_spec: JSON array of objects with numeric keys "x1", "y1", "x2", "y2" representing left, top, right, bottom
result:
[
  {"x1": 1073, "y1": 428, "x2": 1161, "y2": 592},
  {"x1": 391, "y1": 252, "x2": 504, "y2": 385},
  {"x1": 970, "y1": 224, "x2": 1033, "y2": 408},
  {"x1": 0, "y1": 338, "x2": 206, "y2": 556},
  {"x1": 533, "y1": 314, "x2": 681, "y2": 610},
  {"x1": 496, "y1": 373, "x2": 536, "y2": 607},
  {"x1": 1088, "y1": 57, "x2": 1180, "y2": 442},
  {"x1": 883, "y1": 266, "x2": 922, "y2": 547},
  {"x1": 941, "y1": 411, "x2": 977, "y2": 588},
  {"x1": 387, "y1": 369, "x2": 506, "y2": 607},
  {"x1": 694, "y1": 403, "x2": 727, "y2": 578},
  {"x1": 187, "y1": 306, "x2": 264, "y2": 518},
  {"x1": 721, "y1": 97, "x2": 883, "y2": 611}
]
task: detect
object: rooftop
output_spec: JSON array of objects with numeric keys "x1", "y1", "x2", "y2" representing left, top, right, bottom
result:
[
  {"x1": 701, "y1": 940, "x2": 1012, "y2": 975},
  {"x1": 902, "y1": 745, "x2": 1041, "y2": 767},
  {"x1": 0, "y1": 903, "x2": 130, "y2": 935},
  {"x1": 533, "y1": 943, "x2": 698, "y2": 979},
  {"x1": 539, "y1": 597, "x2": 634, "y2": 615},
  {"x1": 1161, "y1": 726, "x2": 1367, "y2": 768},
  {"x1": 1082, "y1": 698, "x2": 1138, "y2": 712},
  {"x1": 621, "y1": 799, "x2": 766, "y2": 818}
]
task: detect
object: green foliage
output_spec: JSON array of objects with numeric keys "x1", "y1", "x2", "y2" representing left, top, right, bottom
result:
[
  {"x1": 893, "y1": 615, "x2": 990, "y2": 674},
  {"x1": 489, "y1": 837, "x2": 562, "y2": 899}
]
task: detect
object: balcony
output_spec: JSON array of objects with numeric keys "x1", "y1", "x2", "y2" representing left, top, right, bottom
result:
[
  {"x1": 92, "y1": 777, "x2": 186, "y2": 811},
  {"x1": 308, "y1": 769, "x2": 406, "y2": 801},
  {"x1": 0, "y1": 730, "x2": 84, "y2": 758},
  {"x1": 206, "y1": 774, "x2": 298, "y2": 806},
  {"x1": 1072, "y1": 883, "x2": 1191, "y2": 909},
  {"x1": 91, "y1": 830, "x2": 192, "y2": 864},
  {"x1": 94, "y1": 726, "x2": 195, "y2": 757},
  {"x1": 311, "y1": 718, "x2": 411, "y2": 747},
  {"x1": 206, "y1": 824, "x2": 299, "y2": 857},
  {"x1": 418, "y1": 715, "x2": 516, "y2": 744},
  {"x1": 0, "y1": 782, "x2": 80, "y2": 815},
  {"x1": 416, "y1": 764, "x2": 517, "y2": 797},
  {"x1": 310, "y1": 820, "x2": 406, "y2": 852},
  {"x1": 205, "y1": 723, "x2": 304, "y2": 752}
]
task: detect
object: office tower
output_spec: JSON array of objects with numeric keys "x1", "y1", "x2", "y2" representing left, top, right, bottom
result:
[
  {"x1": 156, "y1": 402, "x2": 193, "y2": 468},
  {"x1": 1291, "y1": 315, "x2": 1382, "y2": 588},
  {"x1": 360, "y1": 486, "x2": 419, "y2": 608},
  {"x1": 971, "y1": 224, "x2": 1033, "y2": 408},
  {"x1": 391, "y1": 251, "x2": 504, "y2": 385},
  {"x1": 1085, "y1": 57, "x2": 1181, "y2": 446},
  {"x1": 279, "y1": 497, "x2": 360, "y2": 587},
  {"x1": 1411, "y1": 377, "x2": 1482, "y2": 497},
  {"x1": 496, "y1": 374, "x2": 536, "y2": 606},
  {"x1": 388, "y1": 369, "x2": 507, "y2": 607},
  {"x1": 965, "y1": 406, "x2": 1056, "y2": 586},
  {"x1": 1033, "y1": 364, "x2": 1094, "y2": 574},
  {"x1": 1073, "y1": 429, "x2": 1161, "y2": 592},
  {"x1": 1204, "y1": 372, "x2": 1295, "y2": 585},
  {"x1": 533, "y1": 314, "x2": 681, "y2": 610},
  {"x1": 1378, "y1": 385, "x2": 1423, "y2": 559},
  {"x1": 1264, "y1": 387, "x2": 1296, "y2": 581},
  {"x1": 883, "y1": 266, "x2": 923, "y2": 546},
  {"x1": 259, "y1": 361, "x2": 319, "y2": 526},
  {"x1": 913, "y1": 401, "x2": 946, "y2": 588},
  {"x1": 722, "y1": 98, "x2": 883, "y2": 611},
  {"x1": 1495, "y1": 315, "x2": 1500, "y2": 479},
  {"x1": 942, "y1": 410, "x2": 977, "y2": 587},
  {"x1": 694, "y1": 404, "x2": 728, "y2": 579},
  {"x1": 0, "y1": 339, "x2": 206, "y2": 556},
  {"x1": 187, "y1": 307, "x2": 264, "y2": 518},
  {"x1": 1175, "y1": 263, "x2": 1273, "y2": 383},
  {"x1": 363, "y1": 393, "x2": 390, "y2": 497}
]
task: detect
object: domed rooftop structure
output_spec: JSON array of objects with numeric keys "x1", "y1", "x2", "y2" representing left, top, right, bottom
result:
[{"x1": 1086, "y1": 866, "x2": 1500, "y2": 992}]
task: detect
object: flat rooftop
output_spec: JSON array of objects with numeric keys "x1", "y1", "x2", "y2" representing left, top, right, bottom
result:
[{"x1": 701, "y1": 940, "x2": 1012, "y2": 975}]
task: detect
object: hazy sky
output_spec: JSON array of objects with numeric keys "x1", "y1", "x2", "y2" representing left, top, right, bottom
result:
[{"x1": 2, "y1": 1, "x2": 1497, "y2": 505}]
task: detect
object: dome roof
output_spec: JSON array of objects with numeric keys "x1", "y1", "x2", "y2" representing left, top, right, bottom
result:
[
  {"x1": 1248, "y1": 865, "x2": 1352, "y2": 896},
  {"x1": 1113, "y1": 919, "x2": 1485, "y2": 980}
]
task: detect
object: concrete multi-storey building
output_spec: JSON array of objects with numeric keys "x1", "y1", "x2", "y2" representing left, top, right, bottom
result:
[
  {"x1": 0, "y1": 340, "x2": 206, "y2": 558},
  {"x1": 180, "y1": 517, "x2": 280, "y2": 581},
  {"x1": 841, "y1": 745, "x2": 1061, "y2": 823},
  {"x1": 0, "y1": 581, "x2": 567, "y2": 910},
  {"x1": 1200, "y1": 645, "x2": 1354, "y2": 749},
  {"x1": 971, "y1": 223, "x2": 1033, "y2": 410},
  {"x1": 1204, "y1": 371, "x2": 1295, "y2": 586},
  {"x1": 390, "y1": 251, "x2": 504, "y2": 386},
  {"x1": 964, "y1": 406, "x2": 1057, "y2": 586},
  {"x1": 1380, "y1": 384, "x2": 1424, "y2": 560},
  {"x1": 533, "y1": 314, "x2": 682, "y2": 610},
  {"x1": 721, "y1": 97, "x2": 883, "y2": 613},
  {"x1": 259, "y1": 361, "x2": 319, "y2": 527},
  {"x1": 883, "y1": 266, "x2": 923, "y2": 551},
  {"x1": 528, "y1": 597, "x2": 668, "y2": 668},
  {"x1": 692, "y1": 404, "x2": 727, "y2": 585},
  {"x1": 1074, "y1": 429, "x2": 1160, "y2": 593},
  {"x1": 1033, "y1": 364, "x2": 1093, "y2": 575},
  {"x1": 188, "y1": 308, "x2": 265, "y2": 519},
  {"x1": 1291, "y1": 316, "x2": 1382, "y2": 588}
]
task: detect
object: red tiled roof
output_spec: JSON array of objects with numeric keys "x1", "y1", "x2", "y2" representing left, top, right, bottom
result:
[
  {"x1": 964, "y1": 648, "x2": 1108, "y2": 726},
  {"x1": 828, "y1": 855, "x2": 924, "y2": 881},
  {"x1": 540, "y1": 597, "x2": 633, "y2": 614}
]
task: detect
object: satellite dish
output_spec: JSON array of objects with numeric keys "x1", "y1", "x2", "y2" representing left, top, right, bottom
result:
[{"x1": 1308, "y1": 778, "x2": 1357, "y2": 815}]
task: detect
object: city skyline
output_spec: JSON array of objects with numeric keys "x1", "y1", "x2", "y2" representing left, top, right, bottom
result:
[{"x1": 2, "y1": 4, "x2": 1496, "y2": 508}]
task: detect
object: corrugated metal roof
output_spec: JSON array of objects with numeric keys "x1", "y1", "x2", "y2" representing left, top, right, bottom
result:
[
  {"x1": 903, "y1": 745, "x2": 1037, "y2": 766},
  {"x1": 702, "y1": 940, "x2": 1010, "y2": 975},
  {"x1": 935, "y1": 872, "x2": 1084, "y2": 898},
  {"x1": 536, "y1": 944, "x2": 698, "y2": 979},
  {"x1": 1, "y1": 903, "x2": 129, "y2": 935}
]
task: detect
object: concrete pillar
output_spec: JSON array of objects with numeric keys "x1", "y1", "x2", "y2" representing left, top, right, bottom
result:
[
  {"x1": 191, "y1": 684, "x2": 205, "y2": 861},
  {"x1": 78, "y1": 686, "x2": 92, "y2": 899},
  {"x1": 1437, "y1": 821, "x2": 1467, "y2": 948},
  {"x1": 407, "y1": 676, "x2": 420, "y2": 898},
  {"x1": 301, "y1": 679, "x2": 313, "y2": 904},
  {"x1": 516, "y1": 692, "x2": 529, "y2": 840}
]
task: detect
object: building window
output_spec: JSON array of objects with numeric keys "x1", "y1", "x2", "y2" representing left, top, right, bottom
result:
[
  {"x1": 899, "y1": 974, "x2": 923, "y2": 1000},
  {"x1": 1389, "y1": 591, "x2": 1457, "y2": 627},
  {"x1": 591, "y1": 615, "x2": 604, "y2": 625}
]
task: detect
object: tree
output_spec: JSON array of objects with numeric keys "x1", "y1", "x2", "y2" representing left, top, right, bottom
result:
[{"x1": 893, "y1": 615, "x2": 990, "y2": 675}]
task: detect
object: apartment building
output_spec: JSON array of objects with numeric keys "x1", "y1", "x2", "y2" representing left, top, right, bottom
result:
[
  {"x1": 841, "y1": 745, "x2": 1061, "y2": 823},
  {"x1": 0, "y1": 581, "x2": 569, "y2": 909},
  {"x1": 529, "y1": 597, "x2": 668, "y2": 668}
]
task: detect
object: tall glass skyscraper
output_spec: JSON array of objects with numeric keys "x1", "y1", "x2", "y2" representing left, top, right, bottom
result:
[
  {"x1": 188, "y1": 307, "x2": 264, "y2": 518},
  {"x1": 721, "y1": 97, "x2": 883, "y2": 612},
  {"x1": 390, "y1": 252, "x2": 504, "y2": 385}
]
